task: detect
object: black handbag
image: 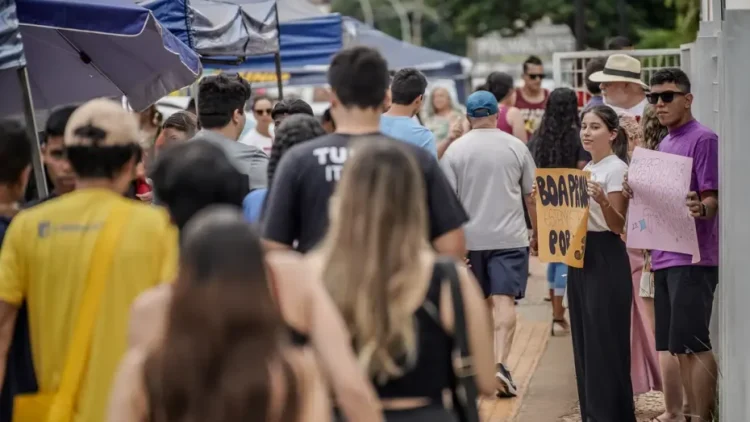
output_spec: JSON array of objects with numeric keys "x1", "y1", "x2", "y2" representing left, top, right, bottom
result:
[{"x1": 436, "y1": 258, "x2": 480, "y2": 422}]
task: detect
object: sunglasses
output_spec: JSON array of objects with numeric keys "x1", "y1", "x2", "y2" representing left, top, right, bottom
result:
[
  {"x1": 254, "y1": 108, "x2": 272, "y2": 115},
  {"x1": 646, "y1": 91, "x2": 686, "y2": 105},
  {"x1": 526, "y1": 74, "x2": 545, "y2": 80}
]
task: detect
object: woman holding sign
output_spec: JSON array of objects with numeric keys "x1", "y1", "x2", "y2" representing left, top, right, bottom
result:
[
  {"x1": 569, "y1": 105, "x2": 635, "y2": 422},
  {"x1": 528, "y1": 87, "x2": 590, "y2": 335}
]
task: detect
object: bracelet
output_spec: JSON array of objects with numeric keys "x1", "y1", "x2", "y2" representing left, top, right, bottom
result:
[{"x1": 601, "y1": 200, "x2": 611, "y2": 209}]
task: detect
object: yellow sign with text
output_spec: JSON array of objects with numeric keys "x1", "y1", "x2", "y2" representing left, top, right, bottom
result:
[{"x1": 535, "y1": 168, "x2": 590, "y2": 268}]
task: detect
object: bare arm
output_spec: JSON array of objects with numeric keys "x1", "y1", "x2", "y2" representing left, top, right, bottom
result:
[
  {"x1": 0, "y1": 301, "x2": 19, "y2": 390},
  {"x1": 127, "y1": 285, "x2": 171, "y2": 349},
  {"x1": 440, "y1": 265, "x2": 496, "y2": 396},
  {"x1": 306, "y1": 275, "x2": 383, "y2": 422},
  {"x1": 271, "y1": 253, "x2": 382, "y2": 422},
  {"x1": 524, "y1": 193, "x2": 538, "y2": 253},
  {"x1": 107, "y1": 349, "x2": 149, "y2": 422},
  {"x1": 601, "y1": 192, "x2": 628, "y2": 234},
  {"x1": 507, "y1": 107, "x2": 528, "y2": 142},
  {"x1": 262, "y1": 239, "x2": 293, "y2": 252},
  {"x1": 432, "y1": 228, "x2": 467, "y2": 261}
]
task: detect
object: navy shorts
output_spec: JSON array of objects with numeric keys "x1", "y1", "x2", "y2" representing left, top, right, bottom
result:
[{"x1": 468, "y1": 248, "x2": 530, "y2": 299}]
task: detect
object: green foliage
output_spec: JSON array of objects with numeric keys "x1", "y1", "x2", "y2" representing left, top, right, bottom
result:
[
  {"x1": 332, "y1": 0, "x2": 688, "y2": 54},
  {"x1": 639, "y1": 0, "x2": 700, "y2": 47}
]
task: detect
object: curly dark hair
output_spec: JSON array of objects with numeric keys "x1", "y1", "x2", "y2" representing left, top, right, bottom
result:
[
  {"x1": 531, "y1": 88, "x2": 581, "y2": 169},
  {"x1": 267, "y1": 114, "x2": 326, "y2": 186}
]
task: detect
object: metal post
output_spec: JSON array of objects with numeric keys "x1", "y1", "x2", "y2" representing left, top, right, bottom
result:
[
  {"x1": 273, "y1": 4, "x2": 284, "y2": 99},
  {"x1": 574, "y1": 0, "x2": 586, "y2": 50},
  {"x1": 17, "y1": 66, "x2": 48, "y2": 199}
]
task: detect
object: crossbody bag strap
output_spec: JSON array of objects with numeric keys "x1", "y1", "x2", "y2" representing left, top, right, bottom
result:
[
  {"x1": 55, "y1": 202, "x2": 133, "y2": 405},
  {"x1": 436, "y1": 257, "x2": 480, "y2": 422},
  {"x1": 436, "y1": 258, "x2": 472, "y2": 377}
]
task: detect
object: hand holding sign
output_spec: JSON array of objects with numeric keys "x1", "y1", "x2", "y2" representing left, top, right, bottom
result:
[
  {"x1": 586, "y1": 180, "x2": 607, "y2": 204},
  {"x1": 686, "y1": 191, "x2": 702, "y2": 218},
  {"x1": 535, "y1": 168, "x2": 591, "y2": 268},
  {"x1": 622, "y1": 172, "x2": 634, "y2": 199}
]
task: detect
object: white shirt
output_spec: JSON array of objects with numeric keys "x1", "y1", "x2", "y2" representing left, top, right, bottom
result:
[
  {"x1": 240, "y1": 129, "x2": 273, "y2": 155},
  {"x1": 583, "y1": 154, "x2": 628, "y2": 232},
  {"x1": 606, "y1": 97, "x2": 647, "y2": 118}
]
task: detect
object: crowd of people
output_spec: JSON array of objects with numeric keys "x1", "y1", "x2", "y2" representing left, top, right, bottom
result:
[{"x1": 0, "y1": 40, "x2": 718, "y2": 422}]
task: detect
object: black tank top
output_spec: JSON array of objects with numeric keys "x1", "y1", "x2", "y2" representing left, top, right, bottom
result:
[{"x1": 374, "y1": 261, "x2": 453, "y2": 403}]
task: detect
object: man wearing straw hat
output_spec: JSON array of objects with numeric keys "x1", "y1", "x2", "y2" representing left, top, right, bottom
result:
[{"x1": 588, "y1": 54, "x2": 649, "y2": 119}]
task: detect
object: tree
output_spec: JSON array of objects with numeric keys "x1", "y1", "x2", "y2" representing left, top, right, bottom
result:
[
  {"x1": 331, "y1": 0, "x2": 467, "y2": 55},
  {"x1": 638, "y1": 0, "x2": 700, "y2": 48},
  {"x1": 332, "y1": 0, "x2": 679, "y2": 53}
]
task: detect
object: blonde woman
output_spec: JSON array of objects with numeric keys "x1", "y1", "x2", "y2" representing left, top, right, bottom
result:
[
  {"x1": 424, "y1": 86, "x2": 463, "y2": 144},
  {"x1": 309, "y1": 139, "x2": 495, "y2": 422}
]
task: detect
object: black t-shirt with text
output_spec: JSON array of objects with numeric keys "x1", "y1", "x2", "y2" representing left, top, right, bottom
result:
[{"x1": 261, "y1": 133, "x2": 469, "y2": 253}]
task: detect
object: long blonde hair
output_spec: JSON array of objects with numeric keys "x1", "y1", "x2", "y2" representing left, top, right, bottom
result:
[{"x1": 318, "y1": 137, "x2": 430, "y2": 384}]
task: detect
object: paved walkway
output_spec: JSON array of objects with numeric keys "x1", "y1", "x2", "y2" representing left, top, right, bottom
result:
[{"x1": 483, "y1": 257, "x2": 668, "y2": 422}]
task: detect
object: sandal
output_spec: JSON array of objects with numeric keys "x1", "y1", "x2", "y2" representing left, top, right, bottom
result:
[{"x1": 551, "y1": 318, "x2": 570, "y2": 336}]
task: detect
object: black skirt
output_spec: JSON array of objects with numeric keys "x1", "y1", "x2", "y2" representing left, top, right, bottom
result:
[{"x1": 567, "y1": 231, "x2": 635, "y2": 422}]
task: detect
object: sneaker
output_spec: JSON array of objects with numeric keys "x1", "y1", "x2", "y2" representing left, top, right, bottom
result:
[{"x1": 495, "y1": 363, "x2": 518, "y2": 398}]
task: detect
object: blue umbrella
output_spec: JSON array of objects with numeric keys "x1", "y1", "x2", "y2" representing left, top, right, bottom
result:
[
  {"x1": 0, "y1": 0, "x2": 202, "y2": 116},
  {"x1": 0, "y1": 0, "x2": 202, "y2": 197}
]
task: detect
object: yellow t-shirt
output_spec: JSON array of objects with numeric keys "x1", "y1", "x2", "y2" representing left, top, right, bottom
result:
[{"x1": 0, "y1": 189, "x2": 178, "y2": 422}]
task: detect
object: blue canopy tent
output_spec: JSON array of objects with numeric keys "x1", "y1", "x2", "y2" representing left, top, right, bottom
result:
[
  {"x1": 207, "y1": 16, "x2": 470, "y2": 94},
  {"x1": 203, "y1": 14, "x2": 342, "y2": 86},
  {"x1": 141, "y1": 0, "x2": 343, "y2": 94},
  {"x1": 0, "y1": 0, "x2": 201, "y2": 197}
]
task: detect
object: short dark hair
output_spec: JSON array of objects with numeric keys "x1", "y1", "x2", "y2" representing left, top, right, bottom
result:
[
  {"x1": 523, "y1": 55, "x2": 543, "y2": 73},
  {"x1": 197, "y1": 74, "x2": 251, "y2": 129},
  {"x1": 67, "y1": 144, "x2": 142, "y2": 180},
  {"x1": 327, "y1": 46, "x2": 390, "y2": 109},
  {"x1": 45, "y1": 105, "x2": 79, "y2": 138},
  {"x1": 152, "y1": 141, "x2": 249, "y2": 230},
  {"x1": 271, "y1": 98, "x2": 314, "y2": 120},
  {"x1": 268, "y1": 114, "x2": 326, "y2": 185},
  {"x1": 390, "y1": 68, "x2": 428, "y2": 105},
  {"x1": 650, "y1": 68, "x2": 691, "y2": 93},
  {"x1": 607, "y1": 36, "x2": 633, "y2": 50},
  {"x1": 0, "y1": 119, "x2": 32, "y2": 184},
  {"x1": 585, "y1": 58, "x2": 607, "y2": 95},
  {"x1": 486, "y1": 72, "x2": 515, "y2": 102},
  {"x1": 474, "y1": 83, "x2": 488, "y2": 92}
]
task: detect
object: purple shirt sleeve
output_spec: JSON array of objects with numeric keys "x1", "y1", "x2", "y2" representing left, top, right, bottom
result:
[{"x1": 693, "y1": 134, "x2": 719, "y2": 192}]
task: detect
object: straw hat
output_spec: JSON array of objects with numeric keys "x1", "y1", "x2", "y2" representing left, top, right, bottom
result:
[{"x1": 588, "y1": 54, "x2": 648, "y2": 89}]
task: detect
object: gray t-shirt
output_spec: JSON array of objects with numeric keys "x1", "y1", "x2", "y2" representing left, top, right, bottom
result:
[
  {"x1": 440, "y1": 128, "x2": 536, "y2": 250},
  {"x1": 190, "y1": 129, "x2": 269, "y2": 190}
]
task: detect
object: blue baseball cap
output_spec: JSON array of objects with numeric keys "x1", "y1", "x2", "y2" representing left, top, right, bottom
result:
[{"x1": 466, "y1": 90, "x2": 499, "y2": 118}]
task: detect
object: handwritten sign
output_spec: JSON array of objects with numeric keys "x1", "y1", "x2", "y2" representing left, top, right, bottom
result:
[
  {"x1": 626, "y1": 147, "x2": 700, "y2": 262},
  {"x1": 535, "y1": 169, "x2": 590, "y2": 268}
]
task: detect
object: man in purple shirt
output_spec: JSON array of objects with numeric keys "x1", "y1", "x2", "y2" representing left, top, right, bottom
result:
[{"x1": 625, "y1": 68, "x2": 719, "y2": 422}]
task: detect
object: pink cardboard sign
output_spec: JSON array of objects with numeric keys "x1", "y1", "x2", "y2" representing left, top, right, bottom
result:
[{"x1": 626, "y1": 147, "x2": 700, "y2": 262}]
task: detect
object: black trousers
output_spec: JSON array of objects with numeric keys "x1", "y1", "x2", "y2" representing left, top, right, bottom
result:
[{"x1": 567, "y1": 231, "x2": 635, "y2": 422}]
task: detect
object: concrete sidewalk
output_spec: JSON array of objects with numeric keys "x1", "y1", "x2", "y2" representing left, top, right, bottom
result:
[{"x1": 488, "y1": 257, "x2": 668, "y2": 422}]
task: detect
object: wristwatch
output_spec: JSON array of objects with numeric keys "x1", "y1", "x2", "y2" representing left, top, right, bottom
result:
[{"x1": 700, "y1": 203, "x2": 707, "y2": 217}]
